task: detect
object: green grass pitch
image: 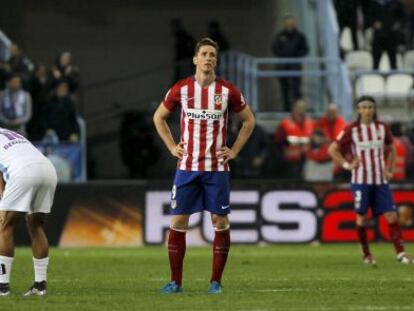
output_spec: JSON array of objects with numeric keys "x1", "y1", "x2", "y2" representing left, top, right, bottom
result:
[{"x1": 1, "y1": 244, "x2": 413, "y2": 310}]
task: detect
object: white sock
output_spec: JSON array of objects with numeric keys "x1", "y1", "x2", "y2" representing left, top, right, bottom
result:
[
  {"x1": 0, "y1": 256, "x2": 14, "y2": 283},
  {"x1": 33, "y1": 257, "x2": 49, "y2": 283}
]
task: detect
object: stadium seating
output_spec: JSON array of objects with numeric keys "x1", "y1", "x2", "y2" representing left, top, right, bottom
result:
[
  {"x1": 345, "y1": 50, "x2": 373, "y2": 70},
  {"x1": 354, "y1": 74, "x2": 385, "y2": 102},
  {"x1": 339, "y1": 27, "x2": 365, "y2": 52},
  {"x1": 403, "y1": 50, "x2": 414, "y2": 69},
  {"x1": 378, "y1": 52, "x2": 403, "y2": 72},
  {"x1": 385, "y1": 74, "x2": 413, "y2": 109}
]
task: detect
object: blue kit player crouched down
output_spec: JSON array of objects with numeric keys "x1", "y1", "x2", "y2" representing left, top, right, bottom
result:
[{"x1": 153, "y1": 38, "x2": 255, "y2": 294}]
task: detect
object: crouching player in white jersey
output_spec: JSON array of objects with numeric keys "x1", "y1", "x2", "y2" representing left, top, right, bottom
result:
[
  {"x1": 0, "y1": 128, "x2": 57, "y2": 296},
  {"x1": 329, "y1": 96, "x2": 412, "y2": 265},
  {"x1": 154, "y1": 38, "x2": 255, "y2": 294}
]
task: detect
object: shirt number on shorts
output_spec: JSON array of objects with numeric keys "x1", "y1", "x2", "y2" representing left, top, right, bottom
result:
[
  {"x1": 171, "y1": 185, "x2": 177, "y2": 200},
  {"x1": 354, "y1": 190, "x2": 362, "y2": 210}
]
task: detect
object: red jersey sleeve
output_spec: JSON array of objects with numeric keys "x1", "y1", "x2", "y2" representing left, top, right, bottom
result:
[
  {"x1": 162, "y1": 83, "x2": 181, "y2": 112},
  {"x1": 228, "y1": 84, "x2": 247, "y2": 113},
  {"x1": 383, "y1": 123, "x2": 394, "y2": 145},
  {"x1": 335, "y1": 125, "x2": 353, "y2": 151}
]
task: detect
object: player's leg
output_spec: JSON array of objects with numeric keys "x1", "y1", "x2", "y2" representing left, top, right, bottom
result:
[
  {"x1": 203, "y1": 172, "x2": 231, "y2": 293},
  {"x1": 161, "y1": 170, "x2": 202, "y2": 293},
  {"x1": 163, "y1": 214, "x2": 190, "y2": 293},
  {"x1": 208, "y1": 213, "x2": 230, "y2": 294},
  {"x1": 352, "y1": 184, "x2": 374, "y2": 264},
  {"x1": 356, "y1": 213, "x2": 375, "y2": 264},
  {"x1": 24, "y1": 213, "x2": 49, "y2": 296},
  {"x1": 374, "y1": 184, "x2": 412, "y2": 264},
  {"x1": 0, "y1": 211, "x2": 24, "y2": 296},
  {"x1": 23, "y1": 165, "x2": 57, "y2": 296}
]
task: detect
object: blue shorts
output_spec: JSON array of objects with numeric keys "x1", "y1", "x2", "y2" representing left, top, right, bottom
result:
[
  {"x1": 170, "y1": 170, "x2": 231, "y2": 215},
  {"x1": 351, "y1": 184, "x2": 396, "y2": 216}
]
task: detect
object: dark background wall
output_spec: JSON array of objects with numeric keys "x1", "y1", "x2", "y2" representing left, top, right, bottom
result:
[{"x1": 0, "y1": 0, "x2": 293, "y2": 178}]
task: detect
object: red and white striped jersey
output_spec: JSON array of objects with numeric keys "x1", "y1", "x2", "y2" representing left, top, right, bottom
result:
[
  {"x1": 336, "y1": 121, "x2": 393, "y2": 185},
  {"x1": 163, "y1": 76, "x2": 247, "y2": 171}
]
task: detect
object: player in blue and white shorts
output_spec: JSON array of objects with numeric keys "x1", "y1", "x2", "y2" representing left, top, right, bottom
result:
[
  {"x1": 351, "y1": 184, "x2": 395, "y2": 217},
  {"x1": 171, "y1": 170, "x2": 230, "y2": 216}
]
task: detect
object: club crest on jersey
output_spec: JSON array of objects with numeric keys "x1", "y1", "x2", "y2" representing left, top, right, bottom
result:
[{"x1": 214, "y1": 95, "x2": 222, "y2": 109}]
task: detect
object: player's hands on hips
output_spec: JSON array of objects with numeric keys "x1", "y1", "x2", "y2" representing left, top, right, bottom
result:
[
  {"x1": 217, "y1": 146, "x2": 237, "y2": 164},
  {"x1": 342, "y1": 157, "x2": 360, "y2": 171},
  {"x1": 383, "y1": 167, "x2": 393, "y2": 181},
  {"x1": 171, "y1": 142, "x2": 186, "y2": 159}
]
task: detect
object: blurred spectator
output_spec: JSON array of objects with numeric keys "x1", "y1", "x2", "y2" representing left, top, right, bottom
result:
[
  {"x1": 120, "y1": 111, "x2": 159, "y2": 179},
  {"x1": 334, "y1": 0, "x2": 360, "y2": 50},
  {"x1": 207, "y1": 20, "x2": 230, "y2": 52},
  {"x1": 404, "y1": 1, "x2": 414, "y2": 49},
  {"x1": 271, "y1": 14, "x2": 309, "y2": 112},
  {"x1": 0, "y1": 74, "x2": 32, "y2": 136},
  {"x1": 44, "y1": 80, "x2": 80, "y2": 143},
  {"x1": 49, "y1": 51, "x2": 80, "y2": 93},
  {"x1": 371, "y1": 0, "x2": 405, "y2": 70},
  {"x1": 7, "y1": 43, "x2": 33, "y2": 89},
  {"x1": 316, "y1": 104, "x2": 348, "y2": 179},
  {"x1": 228, "y1": 118, "x2": 268, "y2": 178},
  {"x1": 390, "y1": 122, "x2": 414, "y2": 181},
  {"x1": 27, "y1": 65, "x2": 50, "y2": 141},
  {"x1": 170, "y1": 19, "x2": 195, "y2": 82},
  {"x1": 317, "y1": 104, "x2": 347, "y2": 141},
  {"x1": 304, "y1": 128, "x2": 333, "y2": 181},
  {"x1": 357, "y1": 0, "x2": 374, "y2": 32},
  {"x1": 0, "y1": 60, "x2": 11, "y2": 90},
  {"x1": 274, "y1": 100, "x2": 314, "y2": 179}
]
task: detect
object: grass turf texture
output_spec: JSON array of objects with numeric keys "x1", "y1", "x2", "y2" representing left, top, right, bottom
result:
[{"x1": 1, "y1": 244, "x2": 413, "y2": 310}]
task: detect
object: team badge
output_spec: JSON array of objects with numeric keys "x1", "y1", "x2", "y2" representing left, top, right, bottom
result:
[{"x1": 214, "y1": 95, "x2": 222, "y2": 109}]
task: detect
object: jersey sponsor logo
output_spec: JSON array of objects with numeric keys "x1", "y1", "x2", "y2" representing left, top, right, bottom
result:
[
  {"x1": 356, "y1": 140, "x2": 383, "y2": 150},
  {"x1": 186, "y1": 108, "x2": 224, "y2": 120}
]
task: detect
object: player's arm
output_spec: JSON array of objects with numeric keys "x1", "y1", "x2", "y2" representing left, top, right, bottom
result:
[
  {"x1": 153, "y1": 103, "x2": 185, "y2": 159},
  {"x1": 384, "y1": 143, "x2": 396, "y2": 180},
  {"x1": 218, "y1": 106, "x2": 255, "y2": 164},
  {"x1": 328, "y1": 141, "x2": 359, "y2": 171},
  {"x1": 383, "y1": 124, "x2": 396, "y2": 180}
]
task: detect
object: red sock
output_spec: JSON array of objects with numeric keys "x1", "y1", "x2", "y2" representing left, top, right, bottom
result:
[
  {"x1": 356, "y1": 226, "x2": 371, "y2": 257},
  {"x1": 210, "y1": 229, "x2": 230, "y2": 284},
  {"x1": 168, "y1": 229, "x2": 186, "y2": 286},
  {"x1": 388, "y1": 222, "x2": 405, "y2": 254}
]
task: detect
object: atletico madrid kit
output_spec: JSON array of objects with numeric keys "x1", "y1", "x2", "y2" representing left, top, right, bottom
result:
[
  {"x1": 163, "y1": 76, "x2": 247, "y2": 215},
  {"x1": 336, "y1": 121, "x2": 396, "y2": 215}
]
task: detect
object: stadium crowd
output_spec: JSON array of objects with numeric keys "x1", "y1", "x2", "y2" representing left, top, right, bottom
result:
[{"x1": 0, "y1": 43, "x2": 80, "y2": 144}]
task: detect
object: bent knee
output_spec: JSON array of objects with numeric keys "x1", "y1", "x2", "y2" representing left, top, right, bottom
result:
[{"x1": 0, "y1": 211, "x2": 22, "y2": 231}]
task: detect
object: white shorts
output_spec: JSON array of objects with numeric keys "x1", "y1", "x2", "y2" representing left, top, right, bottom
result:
[{"x1": 0, "y1": 162, "x2": 57, "y2": 214}]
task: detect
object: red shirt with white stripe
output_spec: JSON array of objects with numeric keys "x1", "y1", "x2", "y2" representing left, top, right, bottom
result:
[
  {"x1": 336, "y1": 120, "x2": 393, "y2": 185},
  {"x1": 163, "y1": 76, "x2": 247, "y2": 172}
]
